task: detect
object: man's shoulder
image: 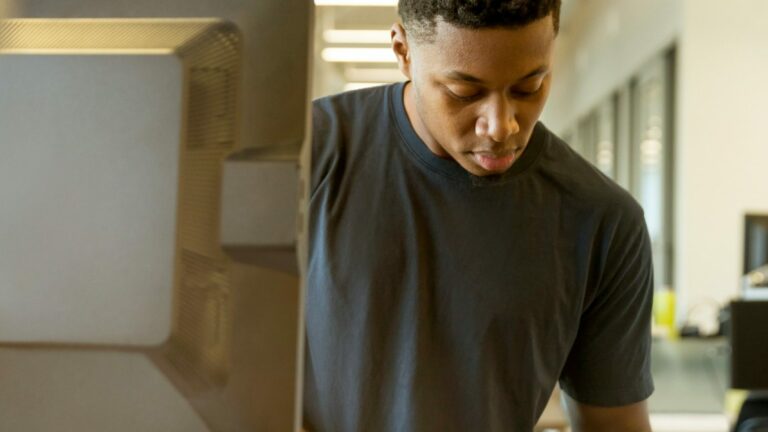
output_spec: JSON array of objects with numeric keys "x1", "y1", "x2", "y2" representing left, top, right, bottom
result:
[
  {"x1": 312, "y1": 83, "x2": 395, "y2": 129},
  {"x1": 309, "y1": 83, "x2": 400, "y2": 195},
  {"x1": 535, "y1": 125, "x2": 642, "y2": 219}
]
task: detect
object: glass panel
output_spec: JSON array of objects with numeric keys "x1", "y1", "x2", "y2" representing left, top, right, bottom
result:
[
  {"x1": 631, "y1": 54, "x2": 674, "y2": 289},
  {"x1": 576, "y1": 113, "x2": 596, "y2": 163},
  {"x1": 594, "y1": 97, "x2": 617, "y2": 179},
  {"x1": 615, "y1": 86, "x2": 633, "y2": 190}
]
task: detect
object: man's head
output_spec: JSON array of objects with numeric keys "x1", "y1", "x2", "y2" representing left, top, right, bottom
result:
[{"x1": 392, "y1": 0, "x2": 561, "y2": 176}]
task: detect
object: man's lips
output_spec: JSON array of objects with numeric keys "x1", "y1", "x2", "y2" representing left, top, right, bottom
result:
[{"x1": 470, "y1": 149, "x2": 520, "y2": 173}]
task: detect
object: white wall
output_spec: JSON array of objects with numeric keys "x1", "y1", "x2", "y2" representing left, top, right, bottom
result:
[
  {"x1": 676, "y1": 0, "x2": 768, "y2": 313},
  {"x1": 544, "y1": 0, "x2": 768, "y2": 323},
  {"x1": 0, "y1": 54, "x2": 180, "y2": 346},
  {"x1": 0, "y1": 52, "x2": 210, "y2": 431}
]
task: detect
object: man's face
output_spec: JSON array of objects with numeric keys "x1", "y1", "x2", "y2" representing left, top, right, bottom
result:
[{"x1": 393, "y1": 16, "x2": 556, "y2": 176}]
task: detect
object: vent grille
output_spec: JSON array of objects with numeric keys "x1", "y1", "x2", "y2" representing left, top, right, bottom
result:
[
  {"x1": 167, "y1": 249, "x2": 231, "y2": 387},
  {"x1": 169, "y1": 21, "x2": 241, "y2": 388},
  {"x1": 0, "y1": 19, "x2": 218, "y2": 51}
]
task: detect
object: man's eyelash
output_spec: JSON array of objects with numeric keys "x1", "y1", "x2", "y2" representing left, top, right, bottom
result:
[{"x1": 447, "y1": 89, "x2": 482, "y2": 102}]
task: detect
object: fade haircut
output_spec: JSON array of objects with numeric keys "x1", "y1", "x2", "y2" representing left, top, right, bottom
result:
[{"x1": 398, "y1": 0, "x2": 561, "y2": 43}]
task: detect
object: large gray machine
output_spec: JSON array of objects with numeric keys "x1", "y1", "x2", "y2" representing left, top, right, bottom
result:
[{"x1": 0, "y1": 1, "x2": 312, "y2": 431}]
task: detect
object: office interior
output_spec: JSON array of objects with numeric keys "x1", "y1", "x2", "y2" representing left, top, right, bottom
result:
[{"x1": 1, "y1": 0, "x2": 767, "y2": 431}]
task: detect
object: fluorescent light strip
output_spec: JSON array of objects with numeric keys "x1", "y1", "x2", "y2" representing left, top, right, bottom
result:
[
  {"x1": 321, "y1": 47, "x2": 396, "y2": 63},
  {"x1": 315, "y1": 0, "x2": 396, "y2": 6},
  {"x1": 344, "y1": 82, "x2": 388, "y2": 91},
  {"x1": 323, "y1": 29, "x2": 391, "y2": 44}
]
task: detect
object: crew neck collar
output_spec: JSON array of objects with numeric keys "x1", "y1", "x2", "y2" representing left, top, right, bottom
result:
[{"x1": 389, "y1": 81, "x2": 546, "y2": 186}]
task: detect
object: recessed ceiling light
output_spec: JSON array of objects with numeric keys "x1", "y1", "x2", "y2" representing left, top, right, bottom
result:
[
  {"x1": 344, "y1": 82, "x2": 388, "y2": 91},
  {"x1": 314, "y1": 0, "x2": 397, "y2": 6},
  {"x1": 323, "y1": 29, "x2": 391, "y2": 44},
  {"x1": 321, "y1": 47, "x2": 396, "y2": 63}
]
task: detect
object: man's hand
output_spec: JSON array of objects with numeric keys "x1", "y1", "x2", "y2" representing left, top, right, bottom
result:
[{"x1": 563, "y1": 393, "x2": 652, "y2": 432}]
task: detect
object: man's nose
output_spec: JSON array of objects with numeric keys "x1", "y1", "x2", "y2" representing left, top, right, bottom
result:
[{"x1": 476, "y1": 96, "x2": 520, "y2": 143}]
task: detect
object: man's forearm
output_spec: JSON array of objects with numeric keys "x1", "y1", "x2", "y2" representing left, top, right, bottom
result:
[{"x1": 565, "y1": 394, "x2": 652, "y2": 432}]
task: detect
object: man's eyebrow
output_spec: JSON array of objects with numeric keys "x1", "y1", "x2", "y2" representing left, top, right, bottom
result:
[
  {"x1": 444, "y1": 70, "x2": 486, "y2": 84},
  {"x1": 444, "y1": 66, "x2": 550, "y2": 84},
  {"x1": 518, "y1": 65, "x2": 550, "y2": 81}
]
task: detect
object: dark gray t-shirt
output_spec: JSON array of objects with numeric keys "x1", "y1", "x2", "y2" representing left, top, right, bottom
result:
[{"x1": 304, "y1": 82, "x2": 654, "y2": 432}]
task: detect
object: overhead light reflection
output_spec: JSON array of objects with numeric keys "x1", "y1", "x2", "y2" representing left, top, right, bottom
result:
[
  {"x1": 322, "y1": 47, "x2": 396, "y2": 63},
  {"x1": 323, "y1": 30, "x2": 392, "y2": 45},
  {"x1": 323, "y1": 29, "x2": 391, "y2": 44},
  {"x1": 344, "y1": 82, "x2": 387, "y2": 91},
  {"x1": 641, "y1": 139, "x2": 662, "y2": 166},
  {"x1": 315, "y1": 0, "x2": 397, "y2": 6}
]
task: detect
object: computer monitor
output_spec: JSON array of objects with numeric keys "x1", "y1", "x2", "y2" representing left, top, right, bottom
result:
[
  {"x1": 744, "y1": 214, "x2": 768, "y2": 274},
  {"x1": 0, "y1": 17, "x2": 309, "y2": 431}
]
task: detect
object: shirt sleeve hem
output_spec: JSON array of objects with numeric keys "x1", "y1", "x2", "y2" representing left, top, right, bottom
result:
[{"x1": 559, "y1": 375, "x2": 655, "y2": 407}]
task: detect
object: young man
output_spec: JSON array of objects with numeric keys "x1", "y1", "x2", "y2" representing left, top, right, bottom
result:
[{"x1": 304, "y1": 1, "x2": 654, "y2": 431}]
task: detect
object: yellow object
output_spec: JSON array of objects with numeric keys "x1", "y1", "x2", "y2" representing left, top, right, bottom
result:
[
  {"x1": 725, "y1": 389, "x2": 749, "y2": 423},
  {"x1": 654, "y1": 289, "x2": 678, "y2": 339}
]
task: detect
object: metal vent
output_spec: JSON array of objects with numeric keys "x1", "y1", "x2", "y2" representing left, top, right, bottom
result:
[
  {"x1": 168, "y1": 249, "x2": 231, "y2": 387},
  {"x1": 172, "y1": 21, "x2": 241, "y2": 389},
  {"x1": 0, "y1": 19, "x2": 217, "y2": 52}
]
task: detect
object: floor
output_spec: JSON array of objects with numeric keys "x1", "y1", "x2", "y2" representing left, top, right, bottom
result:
[
  {"x1": 648, "y1": 337, "x2": 732, "y2": 432},
  {"x1": 649, "y1": 337, "x2": 730, "y2": 413}
]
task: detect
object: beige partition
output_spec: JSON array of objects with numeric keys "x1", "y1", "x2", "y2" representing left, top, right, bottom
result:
[{"x1": 0, "y1": 8, "x2": 311, "y2": 432}]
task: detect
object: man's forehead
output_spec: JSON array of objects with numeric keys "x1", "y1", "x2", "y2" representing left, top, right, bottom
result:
[{"x1": 412, "y1": 18, "x2": 555, "y2": 82}]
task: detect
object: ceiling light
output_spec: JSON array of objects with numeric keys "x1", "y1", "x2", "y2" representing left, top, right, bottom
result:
[
  {"x1": 314, "y1": 0, "x2": 397, "y2": 6},
  {"x1": 321, "y1": 47, "x2": 396, "y2": 63},
  {"x1": 344, "y1": 82, "x2": 388, "y2": 91},
  {"x1": 323, "y1": 29, "x2": 391, "y2": 44}
]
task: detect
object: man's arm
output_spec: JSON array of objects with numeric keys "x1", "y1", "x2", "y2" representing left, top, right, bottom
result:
[{"x1": 563, "y1": 393, "x2": 652, "y2": 432}]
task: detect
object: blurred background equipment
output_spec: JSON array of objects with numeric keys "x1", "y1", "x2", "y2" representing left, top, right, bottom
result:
[
  {"x1": 743, "y1": 214, "x2": 768, "y2": 299},
  {"x1": 744, "y1": 215, "x2": 768, "y2": 275},
  {"x1": 729, "y1": 300, "x2": 768, "y2": 432},
  {"x1": 0, "y1": 0, "x2": 312, "y2": 430},
  {"x1": 728, "y1": 300, "x2": 768, "y2": 390}
]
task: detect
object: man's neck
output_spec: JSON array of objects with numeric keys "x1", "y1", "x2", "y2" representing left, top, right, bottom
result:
[{"x1": 402, "y1": 81, "x2": 451, "y2": 159}]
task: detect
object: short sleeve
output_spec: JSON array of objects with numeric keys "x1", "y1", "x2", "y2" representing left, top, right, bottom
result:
[
  {"x1": 558, "y1": 204, "x2": 655, "y2": 406},
  {"x1": 310, "y1": 99, "x2": 341, "y2": 199}
]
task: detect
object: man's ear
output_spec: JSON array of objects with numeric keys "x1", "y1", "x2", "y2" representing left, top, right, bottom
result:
[{"x1": 391, "y1": 22, "x2": 412, "y2": 80}]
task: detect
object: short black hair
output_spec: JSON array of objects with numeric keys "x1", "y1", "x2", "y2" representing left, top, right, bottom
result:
[{"x1": 398, "y1": 0, "x2": 561, "y2": 43}]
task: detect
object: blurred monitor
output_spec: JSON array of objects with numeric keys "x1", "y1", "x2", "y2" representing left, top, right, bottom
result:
[
  {"x1": 729, "y1": 300, "x2": 768, "y2": 390},
  {"x1": 0, "y1": 18, "x2": 308, "y2": 431},
  {"x1": 744, "y1": 214, "x2": 768, "y2": 274}
]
